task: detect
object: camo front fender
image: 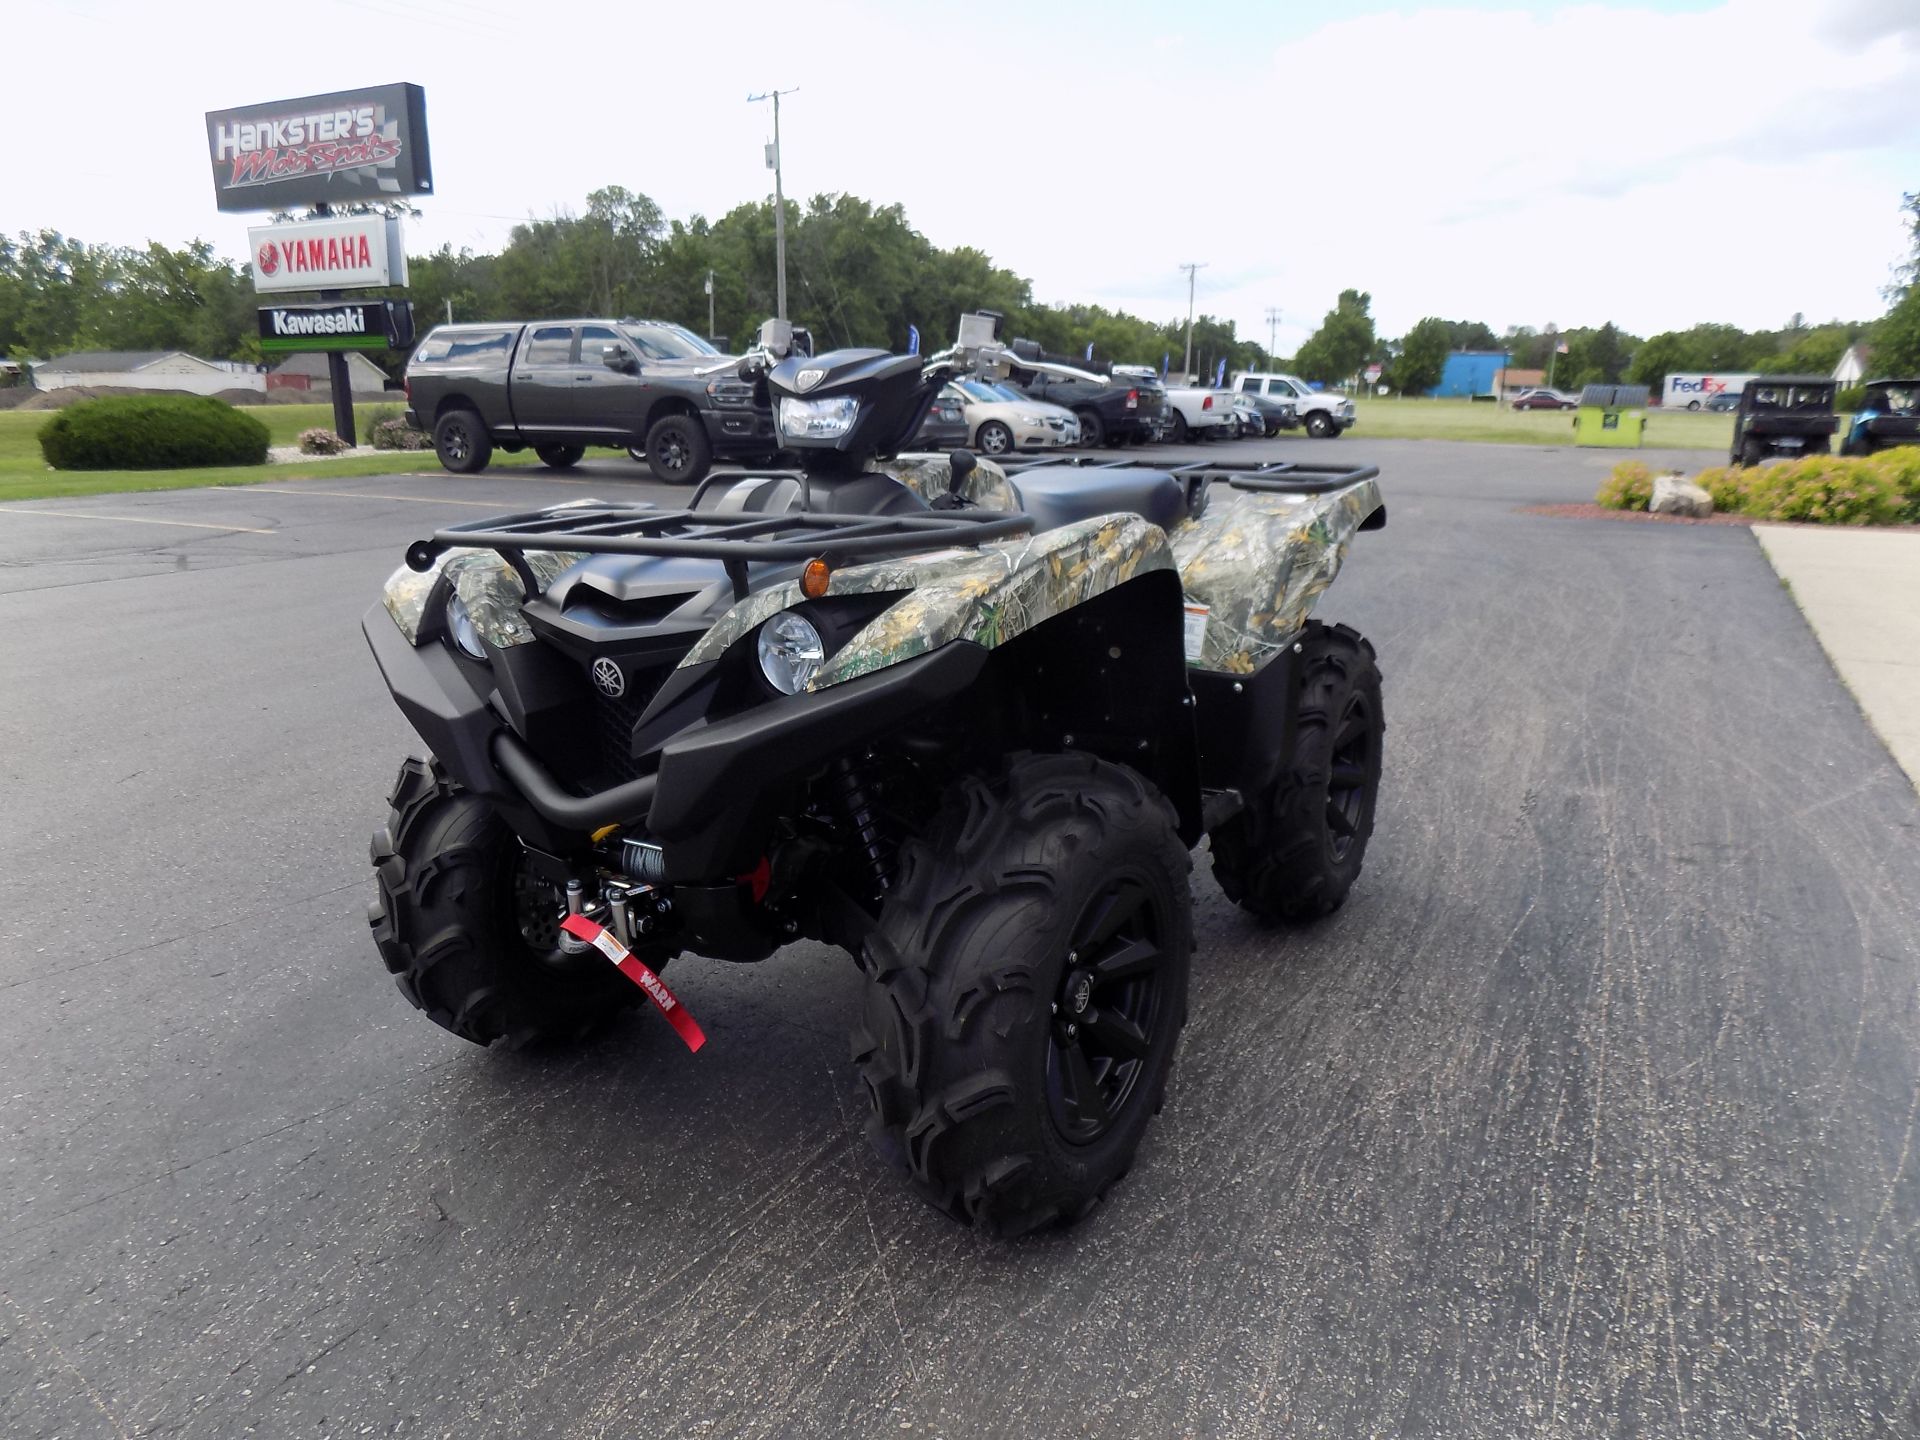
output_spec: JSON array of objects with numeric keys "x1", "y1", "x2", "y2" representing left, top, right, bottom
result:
[{"x1": 677, "y1": 512, "x2": 1176, "y2": 690}]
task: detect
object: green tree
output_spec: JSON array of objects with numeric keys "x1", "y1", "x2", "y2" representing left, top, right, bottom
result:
[
  {"x1": 1627, "y1": 331, "x2": 1693, "y2": 389},
  {"x1": 1875, "y1": 284, "x2": 1920, "y2": 375},
  {"x1": 1292, "y1": 289, "x2": 1374, "y2": 383},
  {"x1": 1389, "y1": 317, "x2": 1450, "y2": 395}
]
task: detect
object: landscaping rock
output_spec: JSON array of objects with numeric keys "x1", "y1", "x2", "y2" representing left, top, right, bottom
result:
[{"x1": 1650, "y1": 472, "x2": 1714, "y2": 517}]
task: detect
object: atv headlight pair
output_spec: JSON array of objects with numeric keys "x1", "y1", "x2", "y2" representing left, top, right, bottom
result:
[{"x1": 777, "y1": 395, "x2": 858, "y2": 441}]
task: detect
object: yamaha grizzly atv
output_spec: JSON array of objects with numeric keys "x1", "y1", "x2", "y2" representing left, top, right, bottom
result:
[{"x1": 364, "y1": 313, "x2": 1387, "y2": 1235}]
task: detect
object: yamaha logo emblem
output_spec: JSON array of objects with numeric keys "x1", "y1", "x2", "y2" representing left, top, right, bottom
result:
[
  {"x1": 256, "y1": 241, "x2": 279, "y2": 276},
  {"x1": 793, "y1": 367, "x2": 825, "y2": 392},
  {"x1": 591, "y1": 657, "x2": 625, "y2": 698}
]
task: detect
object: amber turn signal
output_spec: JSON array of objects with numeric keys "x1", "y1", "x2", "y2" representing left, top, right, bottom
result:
[{"x1": 800, "y1": 557, "x2": 832, "y2": 599}]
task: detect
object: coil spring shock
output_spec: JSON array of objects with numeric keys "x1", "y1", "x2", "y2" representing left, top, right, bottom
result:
[{"x1": 832, "y1": 755, "x2": 892, "y2": 897}]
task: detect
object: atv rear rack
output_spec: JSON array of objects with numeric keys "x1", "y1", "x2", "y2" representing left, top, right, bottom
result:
[
  {"x1": 409, "y1": 504, "x2": 1036, "y2": 600},
  {"x1": 995, "y1": 455, "x2": 1380, "y2": 495}
]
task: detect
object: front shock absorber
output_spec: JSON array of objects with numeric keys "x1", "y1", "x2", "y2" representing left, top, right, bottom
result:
[{"x1": 832, "y1": 755, "x2": 892, "y2": 897}]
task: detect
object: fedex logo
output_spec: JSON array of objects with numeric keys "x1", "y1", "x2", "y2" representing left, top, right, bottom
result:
[{"x1": 1672, "y1": 377, "x2": 1728, "y2": 394}]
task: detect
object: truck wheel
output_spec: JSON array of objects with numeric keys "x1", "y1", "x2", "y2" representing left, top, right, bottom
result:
[
  {"x1": 976, "y1": 421, "x2": 1015, "y2": 456},
  {"x1": 852, "y1": 753, "x2": 1192, "y2": 1236},
  {"x1": 1170, "y1": 411, "x2": 1189, "y2": 443},
  {"x1": 1687, "y1": 400, "x2": 1703, "y2": 411},
  {"x1": 368, "y1": 757, "x2": 641, "y2": 1048},
  {"x1": 1210, "y1": 622, "x2": 1382, "y2": 921},
  {"x1": 1305, "y1": 412, "x2": 1335, "y2": 438},
  {"x1": 1074, "y1": 410, "x2": 1104, "y2": 447},
  {"x1": 433, "y1": 409, "x2": 492, "y2": 474},
  {"x1": 535, "y1": 444, "x2": 584, "y2": 470},
  {"x1": 644, "y1": 414, "x2": 712, "y2": 485}
]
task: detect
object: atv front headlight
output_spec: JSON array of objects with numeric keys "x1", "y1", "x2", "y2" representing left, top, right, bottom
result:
[
  {"x1": 757, "y1": 612, "x2": 825, "y2": 693},
  {"x1": 777, "y1": 395, "x2": 858, "y2": 441},
  {"x1": 445, "y1": 593, "x2": 487, "y2": 659}
]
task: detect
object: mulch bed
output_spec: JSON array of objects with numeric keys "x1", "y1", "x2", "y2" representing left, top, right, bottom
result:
[
  {"x1": 1522, "y1": 503, "x2": 1756, "y2": 526},
  {"x1": 1522, "y1": 504, "x2": 1920, "y2": 533}
]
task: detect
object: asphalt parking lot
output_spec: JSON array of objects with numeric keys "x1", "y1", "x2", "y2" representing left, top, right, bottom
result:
[{"x1": 3, "y1": 435, "x2": 1918, "y2": 1439}]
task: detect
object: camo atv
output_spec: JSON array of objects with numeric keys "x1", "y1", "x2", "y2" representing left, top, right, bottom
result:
[{"x1": 365, "y1": 314, "x2": 1387, "y2": 1235}]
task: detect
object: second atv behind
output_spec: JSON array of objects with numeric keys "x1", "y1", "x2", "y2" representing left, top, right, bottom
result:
[{"x1": 364, "y1": 312, "x2": 1387, "y2": 1236}]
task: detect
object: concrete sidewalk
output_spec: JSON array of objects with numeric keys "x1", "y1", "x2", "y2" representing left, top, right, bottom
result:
[{"x1": 1756, "y1": 524, "x2": 1920, "y2": 790}]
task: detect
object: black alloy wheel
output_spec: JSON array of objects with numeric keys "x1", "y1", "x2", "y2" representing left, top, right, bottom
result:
[{"x1": 1045, "y1": 878, "x2": 1172, "y2": 1146}]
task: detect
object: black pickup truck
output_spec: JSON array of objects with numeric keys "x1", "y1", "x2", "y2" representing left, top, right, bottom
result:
[
  {"x1": 1003, "y1": 339, "x2": 1173, "y2": 446},
  {"x1": 403, "y1": 318, "x2": 776, "y2": 484}
]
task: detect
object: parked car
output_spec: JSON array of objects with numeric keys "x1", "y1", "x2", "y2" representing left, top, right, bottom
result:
[
  {"x1": 1511, "y1": 387, "x2": 1579, "y2": 411},
  {"x1": 950, "y1": 380, "x2": 1075, "y2": 456},
  {"x1": 1230, "y1": 372, "x2": 1355, "y2": 437},
  {"x1": 1226, "y1": 391, "x2": 1268, "y2": 438},
  {"x1": 404, "y1": 318, "x2": 776, "y2": 484},
  {"x1": 1704, "y1": 389, "x2": 1742, "y2": 413},
  {"x1": 1840, "y1": 378, "x2": 1920, "y2": 456},
  {"x1": 1233, "y1": 386, "x2": 1298, "y2": 437},
  {"x1": 1729, "y1": 376, "x2": 1838, "y2": 466},
  {"x1": 911, "y1": 386, "x2": 970, "y2": 449},
  {"x1": 1007, "y1": 341, "x2": 1173, "y2": 446}
]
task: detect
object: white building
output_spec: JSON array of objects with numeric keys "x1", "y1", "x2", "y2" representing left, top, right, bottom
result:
[
  {"x1": 33, "y1": 350, "x2": 264, "y2": 396},
  {"x1": 1833, "y1": 344, "x2": 1871, "y2": 387}
]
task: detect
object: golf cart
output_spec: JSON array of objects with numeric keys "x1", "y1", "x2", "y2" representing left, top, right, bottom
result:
[
  {"x1": 1840, "y1": 378, "x2": 1920, "y2": 457},
  {"x1": 1729, "y1": 375, "x2": 1837, "y2": 466}
]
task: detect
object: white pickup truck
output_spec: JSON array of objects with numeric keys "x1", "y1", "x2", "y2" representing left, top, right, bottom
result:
[
  {"x1": 1231, "y1": 371, "x2": 1356, "y2": 438},
  {"x1": 1116, "y1": 366, "x2": 1233, "y2": 442}
]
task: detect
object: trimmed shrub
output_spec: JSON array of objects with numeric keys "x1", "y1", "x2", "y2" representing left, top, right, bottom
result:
[
  {"x1": 1864, "y1": 446, "x2": 1920, "y2": 522},
  {"x1": 1736, "y1": 455, "x2": 1906, "y2": 526},
  {"x1": 1595, "y1": 460, "x2": 1653, "y2": 511},
  {"x1": 298, "y1": 427, "x2": 352, "y2": 455},
  {"x1": 38, "y1": 395, "x2": 269, "y2": 471},
  {"x1": 1694, "y1": 464, "x2": 1747, "y2": 514},
  {"x1": 371, "y1": 417, "x2": 432, "y2": 451}
]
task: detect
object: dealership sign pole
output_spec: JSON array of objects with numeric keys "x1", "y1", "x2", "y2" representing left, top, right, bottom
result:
[{"x1": 207, "y1": 83, "x2": 431, "y2": 447}]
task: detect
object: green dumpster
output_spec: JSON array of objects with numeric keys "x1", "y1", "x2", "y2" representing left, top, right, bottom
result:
[{"x1": 1574, "y1": 383, "x2": 1648, "y2": 447}]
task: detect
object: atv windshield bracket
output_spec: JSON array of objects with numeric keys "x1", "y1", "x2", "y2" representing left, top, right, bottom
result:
[{"x1": 411, "y1": 505, "x2": 1037, "y2": 601}]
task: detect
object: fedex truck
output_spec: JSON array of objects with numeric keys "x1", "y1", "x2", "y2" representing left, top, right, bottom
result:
[{"x1": 1664, "y1": 372, "x2": 1759, "y2": 410}]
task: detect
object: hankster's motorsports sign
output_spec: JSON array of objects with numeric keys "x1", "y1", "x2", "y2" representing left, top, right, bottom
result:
[{"x1": 206, "y1": 84, "x2": 432, "y2": 213}]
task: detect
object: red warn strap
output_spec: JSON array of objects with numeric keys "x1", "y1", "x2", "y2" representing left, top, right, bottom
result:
[{"x1": 559, "y1": 914, "x2": 706, "y2": 1053}]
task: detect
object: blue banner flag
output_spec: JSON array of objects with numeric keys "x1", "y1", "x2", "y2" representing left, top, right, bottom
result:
[
  {"x1": 1084, "y1": 341, "x2": 1094, "y2": 361},
  {"x1": 1214, "y1": 357, "x2": 1227, "y2": 387},
  {"x1": 1161, "y1": 352, "x2": 1169, "y2": 377},
  {"x1": 907, "y1": 324, "x2": 920, "y2": 356}
]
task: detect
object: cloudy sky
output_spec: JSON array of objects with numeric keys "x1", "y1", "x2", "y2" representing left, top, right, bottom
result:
[{"x1": 12, "y1": 0, "x2": 1919, "y2": 351}]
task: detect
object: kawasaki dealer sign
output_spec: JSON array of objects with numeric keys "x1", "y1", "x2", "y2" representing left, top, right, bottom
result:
[{"x1": 258, "y1": 300, "x2": 414, "y2": 353}]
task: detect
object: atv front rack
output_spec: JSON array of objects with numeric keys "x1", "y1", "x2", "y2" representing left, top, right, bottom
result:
[
  {"x1": 995, "y1": 455, "x2": 1380, "y2": 495},
  {"x1": 409, "y1": 504, "x2": 1036, "y2": 600}
]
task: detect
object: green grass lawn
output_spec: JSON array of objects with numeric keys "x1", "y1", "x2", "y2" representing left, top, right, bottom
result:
[
  {"x1": 1351, "y1": 396, "x2": 1736, "y2": 450},
  {"x1": 0, "y1": 402, "x2": 546, "y2": 503}
]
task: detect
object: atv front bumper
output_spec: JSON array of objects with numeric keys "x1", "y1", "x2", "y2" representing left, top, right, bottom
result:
[{"x1": 364, "y1": 603, "x2": 986, "y2": 876}]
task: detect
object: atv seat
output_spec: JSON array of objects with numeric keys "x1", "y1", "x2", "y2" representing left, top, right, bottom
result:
[{"x1": 1006, "y1": 466, "x2": 1187, "y2": 533}]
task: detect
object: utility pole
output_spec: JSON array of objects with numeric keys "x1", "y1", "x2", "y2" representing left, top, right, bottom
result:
[
  {"x1": 1179, "y1": 261, "x2": 1208, "y2": 379},
  {"x1": 748, "y1": 87, "x2": 799, "y2": 321},
  {"x1": 1545, "y1": 321, "x2": 1559, "y2": 390},
  {"x1": 1265, "y1": 306, "x2": 1282, "y2": 366},
  {"x1": 706, "y1": 268, "x2": 715, "y2": 340}
]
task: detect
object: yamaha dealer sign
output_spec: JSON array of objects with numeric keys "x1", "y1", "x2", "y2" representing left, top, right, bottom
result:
[
  {"x1": 207, "y1": 84, "x2": 432, "y2": 213},
  {"x1": 258, "y1": 300, "x2": 415, "y2": 353},
  {"x1": 249, "y1": 216, "x2": 407, "y2": 293}
]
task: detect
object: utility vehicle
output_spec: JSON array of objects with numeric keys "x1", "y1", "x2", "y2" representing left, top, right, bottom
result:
[
  {"x1": 1840, "y1": 379, "x2": 1920, "y2": 456},
  {"x1": 364, "y1": 313, "x2": 1387, "y2": 1235},
  {"x1": 1729, "y1": 375, "x2": 1838, "y2": 466}
]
